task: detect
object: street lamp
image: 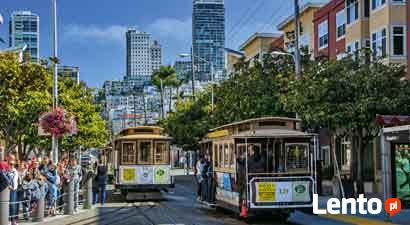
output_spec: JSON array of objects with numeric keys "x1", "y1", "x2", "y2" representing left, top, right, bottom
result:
[
  {"x1": 51, "y1": 0, "x2": 59, "y2": 163},
  {"x1": 179, "y1": 53, "x2": 215, "y2": 111}
]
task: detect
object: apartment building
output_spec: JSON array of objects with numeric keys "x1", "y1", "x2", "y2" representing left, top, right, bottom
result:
[
  {"x1": 313, "y1": 0, "x2": 346, "y2": 59},
  {"x1": 277, "y1": 3, "x2": 325, "y2": 54},
  {"x1": 239, "y1": 32, "x2": 283, "y2": 62}
]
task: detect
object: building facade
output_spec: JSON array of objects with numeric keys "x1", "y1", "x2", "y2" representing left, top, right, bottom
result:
[
  {"x1": 224, "y1": 48, "x2": 244, "y2": 77},
  {"x1": 239, "y1": 32, "x2": 283, "y2": 63},
  {"x1": 151, "y1": 40, "x2": 162, "y2": 73},
  {"x1": 192, "y1": 0, "x2": 225, "y2": 81},
  {"x1": 174, "y1": 60, "x2": 192, "y2": 80},
  {"x1": 58, "y1": 65, "x2": 80, "y2": 84},
  {"x1": 9, "y1": 11, "x2": 40, "y2": 63},
  {"x1": 313, "y1": 0, "x2": 346, "y2": 59},
  {"x1": 126, "y1": 29, "x2": 152, "y2": 83},
  {"x1": 277, "y1": 3, "x2": 324, "y2": 54}
]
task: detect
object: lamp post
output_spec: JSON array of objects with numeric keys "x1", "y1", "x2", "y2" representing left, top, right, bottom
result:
[
  {"x1": 179, "y1": 54, "x2": 215, "y2": 111},
  {"x1": 51, "y1": 0, "x2": 59, "y2": 163}
]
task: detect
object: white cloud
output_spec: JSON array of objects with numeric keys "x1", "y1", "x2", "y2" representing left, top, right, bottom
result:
[
  {"x1": 63, "y1": 24, "x2": 129, "y2": 43},
  {"x1": 63, "y1": 18, "x2": 191, "y2": 45},
  {"x1": 147, "y1": 18, "x2": 191, "y2": 42}
]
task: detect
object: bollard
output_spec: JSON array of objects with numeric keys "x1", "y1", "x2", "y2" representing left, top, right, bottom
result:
[
  {"x1": 83, "y1": 171, "x2": 93, "y2": 209},
  {"x1": 33, "y1": 185, "x2": 45, "y2": 222},
  {"x1": 64, "y1": 180, "x2": 74, "y2": 215},
  {"x1": 0, "y1": 188, "x2": 10, "y2": 225}
]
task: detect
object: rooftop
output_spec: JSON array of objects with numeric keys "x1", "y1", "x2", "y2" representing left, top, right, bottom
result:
[
  {"x1": 277, "y1": 2, "x2": 325, "y2": 30},
  {"x1": 239, "y1": 33, "x2": 283, "y2": 51}
]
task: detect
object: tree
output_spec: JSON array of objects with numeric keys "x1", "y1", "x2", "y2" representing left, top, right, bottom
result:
[
  {"x1": 152, "y1": 66, "x2": 177, "y2": 118},
  {"x1": 0, "y1": 53, "x2": 51, "y2": 157},
  {"x1": 283, "y1": 54, "x2": 410, "y2": 195},
  {"x1": 58, "y1": 77, "x2": 109, "y2": 151}
]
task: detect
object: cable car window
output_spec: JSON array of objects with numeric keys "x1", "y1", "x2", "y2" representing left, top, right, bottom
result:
[
  {"x1": 219, "y1": 144, "x2": 224, "y2": 168},
  {"x1": 285, "y1": 143, "x2": 309, "y2": 172},
  {"x1": 213, "y1": 144, "x2": 219, "y2": 167},
  {"x1": 138, "y1": 141, "x2": 153, "y2": 164},
  {"x1": 121, "y1": 142, "x2": 135, "y2": 165},
  {"x1": 155, "y1": 142, "x2": 168, "y2": 164},
  {"x1": 224, "y1": 143, "x2": 229, "y2": 168},
  {"x1": 229, "y1": 143, "x2": 235, "y2": 169}
]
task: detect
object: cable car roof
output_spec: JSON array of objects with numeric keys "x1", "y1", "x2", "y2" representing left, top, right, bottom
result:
[
  {"x1": 115, "y1": 134, "x2": 172, "y2": 141},
  {"x1": 233, "y1": 129, "x2": 313, "y2": 138},
  {"x1": 210, "y1": 117, "x2": 301, "y2": 131}
]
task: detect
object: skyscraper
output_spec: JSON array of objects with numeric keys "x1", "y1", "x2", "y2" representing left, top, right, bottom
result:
[
  {"x1": 151, "y1": 40, "x2": 162, "y2": 73},
  {"x1": 192, "y1": 0, "x2": 225, "y2": 81},
  {"x1": 126, "y1": 29, "x2": 152, "y2": 83},
  {"x1": 9, "y1": 11, "x2": 40, "y2": 63},
  {"x1": 126, "y1": 29, "x2": 162, "y2": 85}
]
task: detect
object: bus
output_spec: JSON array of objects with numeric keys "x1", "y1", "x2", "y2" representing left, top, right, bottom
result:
[
  {"x1": 200, "y1": 117, "x2": 318, "y2": 218},
  {"x1": 113, "y1": 126, "x2": 174, "y2": 200}
]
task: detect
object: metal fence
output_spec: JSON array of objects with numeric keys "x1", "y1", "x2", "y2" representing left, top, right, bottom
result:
[{"x1": 0, "y1": 177, "x2": 93, "y2": 225}]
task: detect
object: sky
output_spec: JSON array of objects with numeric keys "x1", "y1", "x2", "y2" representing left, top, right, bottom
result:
[{"x1": 1, "y1": 0, "x2": 328, "y2": 88}]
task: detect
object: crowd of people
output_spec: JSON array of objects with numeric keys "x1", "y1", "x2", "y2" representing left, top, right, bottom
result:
[
  {"x1": 195, "y1": 154, "x2": 215, "y2": 204},
  {"x1": 0, "y1": 152, "x2": 108, "y2": 225}
]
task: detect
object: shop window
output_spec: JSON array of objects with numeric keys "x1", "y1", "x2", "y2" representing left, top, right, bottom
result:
[
  {"x1": 285, "y1": 143, "x2": 309, "y2": 172},
  {"x1": 121, "y1": 142, "x2": 135, "y2": 165},
  {"x1": 154, "y1": 142, "x2": 169, "y2": 164},
  {"x1": 138, "y1": 141, "x2": 152, "y2": 164}
]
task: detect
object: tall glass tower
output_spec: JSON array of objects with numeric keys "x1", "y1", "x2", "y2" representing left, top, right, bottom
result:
[
  {"x1": 9, "y1": 11, "x2": 40, "y2": 63},
  {"x1": 192, "y1": 0, "x2": 225, "y2": 81}
]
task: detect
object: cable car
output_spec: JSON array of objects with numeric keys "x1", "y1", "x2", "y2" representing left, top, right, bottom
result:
[
  {"x1": 200, "y1": 117, "x2": 318, "y2": 218},
  {"x1": 113, "y1": 126, "x2": 174, "y2": 200}
]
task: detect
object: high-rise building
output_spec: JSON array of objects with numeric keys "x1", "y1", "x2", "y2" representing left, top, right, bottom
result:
[
  {"x1": 58, "y1": 65, "x2": 80, "y2": 84},
  {"x1": 174, "y1": 60, "x2": 192, "y2": 80},
  {"x1": 9, "y1": 11, "x2": 40, "y2": 63},
  {"x1": 151, "y1": 40, "x2": 162, "y2": 73},
  {"x1": 126, "y1": 29, "x2": 152, "y2": 83},
  {"x1": 192, "y1": 0, "x2": 225, "y2": 81}
]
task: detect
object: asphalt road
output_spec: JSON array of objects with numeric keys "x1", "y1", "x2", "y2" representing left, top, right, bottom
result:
[{"x1": 63, "y1": 175, "x2": 350, "y2": 225}]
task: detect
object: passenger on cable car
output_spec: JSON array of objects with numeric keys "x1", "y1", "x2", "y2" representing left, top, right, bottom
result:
[{"x1": 247, "y1": 145, "x2": 265, "y2": 173}]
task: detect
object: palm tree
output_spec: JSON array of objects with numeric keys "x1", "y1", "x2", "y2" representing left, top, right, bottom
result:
[{"x1": 152, "y1": 65, "x2": 176, "y2": 119}]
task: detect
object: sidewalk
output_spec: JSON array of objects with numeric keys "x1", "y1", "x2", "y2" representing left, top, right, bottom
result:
[
  {"x1": 316, "y1": 196, "x2": 410, "y2": 225},
  {"x1": 18, "y1": 207, "x2": 99, "y2": 225}
]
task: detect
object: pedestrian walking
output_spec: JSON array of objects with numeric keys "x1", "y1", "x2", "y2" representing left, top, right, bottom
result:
[
  {"x1": 7, "y1": 154, "x2": 19, "y2": 225},
  {"x1": 95, "y1": 160, "x2": 107, "y2": 205},
  {"x1": 68, "y1": 158, "x2": 82, "y2": 212}
]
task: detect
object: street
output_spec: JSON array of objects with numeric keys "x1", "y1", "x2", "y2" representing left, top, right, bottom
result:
[{"x1": 55, "y1": 175, "x2": 350, "y2": 225}]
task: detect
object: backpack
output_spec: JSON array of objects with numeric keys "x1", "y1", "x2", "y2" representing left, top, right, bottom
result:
[{"x1": 0, "y1": 171, "x2": 10, "y2": 192}]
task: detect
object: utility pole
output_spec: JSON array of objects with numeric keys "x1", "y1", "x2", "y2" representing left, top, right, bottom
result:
[
  {"x1": 294, "y1": 0, "x2": 302, "y2": 79},
  {"x1": 51, "y1": 0, "x2": 59, "y2": 163},
  {"x1": 190, "y1": 46, "x2": 196, "y2": 99},
  {"x1": 210, "y1": 62, "x2": 214, "y2": 111}
]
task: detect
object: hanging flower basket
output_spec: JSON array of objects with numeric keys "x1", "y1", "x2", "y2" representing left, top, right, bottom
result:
[{"x1": 39, "y1": 107, "x2": 77, "y2": 137}]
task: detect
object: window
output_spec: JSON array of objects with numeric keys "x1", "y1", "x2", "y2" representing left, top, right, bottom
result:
[
  {"x1": 285, "y1": 143, "x2": 309, "y2": 172},
  {"x1": 371, "y1": 28, "x2": 387, "y2": 58},
  {"x1": 121, "y1": 142, "x2": 136, "y2": 164},
  {"x1": 224, "y1": 143, "x2": 229, "y2": 168},
  {"x1": 229, "y1": 143, "x2": 235, "y2": 169},
  {"x1": 138, "y1": 141, "x2": 152, "y2": 164},
  {"x1": 347, "y1": 40, "x2": 360, "y2": 60},
  {"x1": 372, "y1": 0, "x2": 386, "y2": 10},
  {"x1": 154, "y1": 142, "x2": 169, "y2": 164},
  {"x1": 321, "y1": 146, "x2": 331, "y2": 167},
  {"x1": 336, "y1": 10, "x2": 346, "y2": 39},
  {"x1": 318, "y1": 20, "x2": 328, "y2": 48},
  {"x1": 340, "y1": 138, "x2": 352, "y2": 172},
  {"x1": 347, "y1": 0, "x2": 359, "y2": 24},
  {"x1": 392, "y1": 26, "x2": 405, "y2": 56}
]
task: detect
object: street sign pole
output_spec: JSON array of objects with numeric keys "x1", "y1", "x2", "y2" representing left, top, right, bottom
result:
[{"x1": 51, "y1": 0, "x2": 59, "y2": 163}]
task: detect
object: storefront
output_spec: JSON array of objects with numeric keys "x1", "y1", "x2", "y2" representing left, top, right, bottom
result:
[{"x1": 380, "y1": 120, "x2": 410, "y2": 208}]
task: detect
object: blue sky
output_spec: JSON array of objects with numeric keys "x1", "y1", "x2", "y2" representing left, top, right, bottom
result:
[{"x1": 1, "y1": 0, "x2": 327, "y2": 88}]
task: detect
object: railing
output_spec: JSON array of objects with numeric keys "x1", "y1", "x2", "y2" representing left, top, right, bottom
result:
[{"x1": 0, "y1": 176, "x2": 94, "y2": 225}]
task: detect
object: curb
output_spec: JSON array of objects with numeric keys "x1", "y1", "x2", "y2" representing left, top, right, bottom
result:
[{"x1": 320, "y1": 214, "x2": 398, "y2": 225}]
